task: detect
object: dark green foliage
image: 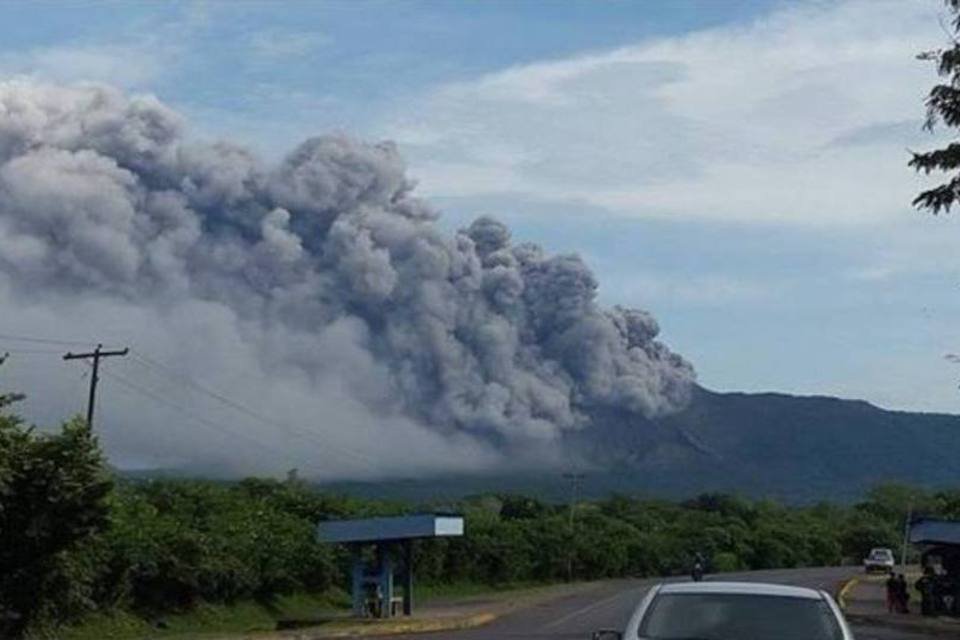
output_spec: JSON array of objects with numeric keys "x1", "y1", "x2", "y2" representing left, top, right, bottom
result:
[
  {"x1": 936, "y1": 489, "x2": 960, "y2": 518},
  {"x1": 12, "y1": 472, "x2": 960, "y2": 638},
  {"x1": 410, "y1": 484, "x2": 956, "y2": 589},
  {"x1": 499, "y1": 494, "x2": 550, "y2": 520},
  {"x1": 911, "y1": 1, "x2": 960, "y2": 212},
  {"x1": 93, "y1": 481, "x2": 338, "y2": 611},
  {"x1": 0, "y1": 391, "x2": 112, "y2": 636}
]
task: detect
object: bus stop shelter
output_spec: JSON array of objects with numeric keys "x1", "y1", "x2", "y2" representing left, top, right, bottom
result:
[
  {"x1": 318, "y1": 514, "x2": 464, "y2": 618},
  {"x1": 909, "y1": 518, "x2": 960, "y2": 616},
  {"x1": 910, "y1": 518, "x2": 960, "y2": 565}
]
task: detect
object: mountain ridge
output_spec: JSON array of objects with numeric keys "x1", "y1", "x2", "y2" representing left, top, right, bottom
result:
[
  {"x1": 322, "y1": 386, "x2": 960, "y2": 503},
  {"x1": 121, "y1": 386, "x2": 960, "y2": 504}
]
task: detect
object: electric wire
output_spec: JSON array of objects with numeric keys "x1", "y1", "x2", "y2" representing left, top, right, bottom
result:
[
  {"x1": 0, "y1": 331, "x2": 104, "y2": 347},
  {"x1": 97, "y1": 368, "x2": 332, "y2": 478},
  {"x1": 127, "y1": 350, "x2": 382, "y2": 468},
  {"x1": 0, "y1": 330, "x2": 403, "y2": 476}
]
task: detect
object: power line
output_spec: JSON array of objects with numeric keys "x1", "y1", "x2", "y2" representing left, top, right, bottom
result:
[
  {"x1": 0, "y1": 331, "x2": 104, "y2": 348},
  {"x1": 99, "y1": 369, "x2": 331, "y2": 477},
  {"x1": 129, "y1": 352, "x2": 377, "y2": 468},
  {"x1": 1, "y1": 332, "x2": 415, "y2": 475},
  {"x1": 128, "y1": 350, "x2": 379, "y2": 468},
  {"x1": 0, "y1": 346, "x2": 65, "y2": 355}
]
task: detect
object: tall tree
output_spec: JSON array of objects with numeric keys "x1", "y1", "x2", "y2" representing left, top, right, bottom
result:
[
  {"x1": 0, "y1": 367, "x2": 113, "y2": 637},
  {"x1": 911, "y1": 0, "x2": 960, "y2": 212}
]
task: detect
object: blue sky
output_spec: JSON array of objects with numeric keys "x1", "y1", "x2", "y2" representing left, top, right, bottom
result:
[{"x1": 3, "y1": 0, "x2": 960, "y2": 413}]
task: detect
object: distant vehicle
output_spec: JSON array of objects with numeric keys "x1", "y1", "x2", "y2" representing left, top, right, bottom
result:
[
  {"x1": 863, "y1": 547, "x2": 895, "y2": 574},
  {"x1": 592, "y1": 582, "x2": 853, "y2": 640},
  {"x1": 691, "y1": 560, "x2": 704, "y2": 582}
]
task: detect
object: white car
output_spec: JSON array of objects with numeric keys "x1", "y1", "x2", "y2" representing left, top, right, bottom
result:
[
  {"x1": 592, "y1": 581, "x2": 854, "y2": 640},
  {"x1": 862, "y1": 547, "x2": 895, "y2": 574}
]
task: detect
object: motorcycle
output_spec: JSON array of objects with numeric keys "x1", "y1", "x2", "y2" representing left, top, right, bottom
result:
[{"x1": 691, "y1": 561, "x2": 704, "y2": 582}]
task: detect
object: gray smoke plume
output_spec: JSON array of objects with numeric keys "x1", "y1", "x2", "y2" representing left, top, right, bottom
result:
[{"x1": 0, "y1": 80, "x2": 694, "y2": 478}]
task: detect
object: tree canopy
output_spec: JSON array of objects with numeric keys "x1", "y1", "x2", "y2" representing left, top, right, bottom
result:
[
  {"x1": 0, "y1": 368, "x2": 112, "y2": 637},
  {"x1": 911, "y1": 0, "x2": 960, "y2": 212}
]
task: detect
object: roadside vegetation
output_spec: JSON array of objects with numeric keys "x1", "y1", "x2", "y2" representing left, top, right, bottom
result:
[{"x1": 3, "y1": 377, "x2": 960, "y2": 638}]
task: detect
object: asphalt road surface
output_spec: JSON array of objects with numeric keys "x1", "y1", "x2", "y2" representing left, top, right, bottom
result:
[{"x1": 394, "y1": 567, "x2": 936, "y2": 640}]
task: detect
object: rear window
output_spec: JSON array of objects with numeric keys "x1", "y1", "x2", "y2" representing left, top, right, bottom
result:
[{"x1": 638, "y1": 593, "x2": 843, "y2": 640}]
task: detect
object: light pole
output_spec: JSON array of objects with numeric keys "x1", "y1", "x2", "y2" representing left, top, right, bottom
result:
[{"x1": 900, "y1": 500, "x2": 913, "y2": 569}]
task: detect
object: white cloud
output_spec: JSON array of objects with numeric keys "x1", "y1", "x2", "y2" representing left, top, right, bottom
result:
[
  {"x1": 382, "y1": 0, "x2": 952, "y2": 226},
  {"x1": 0, "y1": 8, "x2": 204, "y2": 90},
  {"x1": 0, "y1": 44, "x2": 166, "y2": 88}
]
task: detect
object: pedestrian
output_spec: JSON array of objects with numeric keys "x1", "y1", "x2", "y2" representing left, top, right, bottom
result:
[
  {"x1": 885, "y1": 572, "x2": 897, "y2": 613},
  {"x1": 916, "y1": 566, "x2": 936, "y2": 616},
  {"x1": 895, "y1": 573, "x2": 911, "y2": 613}
]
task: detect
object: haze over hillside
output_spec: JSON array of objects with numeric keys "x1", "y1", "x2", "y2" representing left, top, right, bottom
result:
[{"x1": 325, "y1": 386, "x2": 960, "y2": 502}]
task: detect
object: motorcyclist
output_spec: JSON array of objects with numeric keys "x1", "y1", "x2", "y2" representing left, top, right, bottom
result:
[{"x1": 692, "y1": 552, "x2": 706, "y2": 582}]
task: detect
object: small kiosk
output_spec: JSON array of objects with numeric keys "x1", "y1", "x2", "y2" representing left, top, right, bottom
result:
[
  {"x1": 909, "y1": 518, "x2": 960, "y2": 617},
  {"x1": 318, "y1": 514, "x2": 464, "y2": 618}
]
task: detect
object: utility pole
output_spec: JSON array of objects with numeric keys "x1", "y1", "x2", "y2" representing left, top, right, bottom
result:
[
  {"x1": 63, "y1": 344, "x2": 128, "y2": 430},
  {"x1": 900, "y1": 500, "x2": 914, "y2": 569},
  {"x1": 0, "y1": 352, "x2": 7, "y2": 365},
  {"x1": 563, "y1": 472, "x2": 585, "y2": 581},
  {"x1": 563, "y1": 472, "x2": 586, "y2": 528}
]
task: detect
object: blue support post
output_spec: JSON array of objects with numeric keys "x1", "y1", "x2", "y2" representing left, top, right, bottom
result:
[
  {"x1": 403, "y1": 539, "x2": 414, "y2": 616},
  {"x1": 377, "y1": 543, "x2": 394, "y2": 618},
  {"x1": 351, "y1": 545, "x2": 364, "y2": 616}
]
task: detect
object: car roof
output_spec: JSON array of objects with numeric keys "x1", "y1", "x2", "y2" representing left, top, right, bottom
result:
[{"x1": 657, "y1": 581, "x2": 824, "y2": 600}]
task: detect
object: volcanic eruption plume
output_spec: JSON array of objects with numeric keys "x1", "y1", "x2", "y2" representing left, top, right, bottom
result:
[{"x1": 0, "y1": 80, "x2": 694, "y2": 477}]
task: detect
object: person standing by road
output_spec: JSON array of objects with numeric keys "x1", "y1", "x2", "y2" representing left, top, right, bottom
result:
[
  {"x1": 885, "y1": 573, "x2": 898, "y2": 613},
  {"x1": 915, "y1": 566, "x2": 938, "y2": 616},
  {"x1": 895, "y1": 574, "x2": 910, "y2": 613}
]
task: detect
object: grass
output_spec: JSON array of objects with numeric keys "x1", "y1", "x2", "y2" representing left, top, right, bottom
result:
[{"x1": 50, "y1": 591, "x2": 350, "y2": 640}]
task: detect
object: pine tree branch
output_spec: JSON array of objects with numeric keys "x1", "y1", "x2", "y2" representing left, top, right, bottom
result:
[{"x1": 909, "y1": 142, "x2": 960, "y2": 172}]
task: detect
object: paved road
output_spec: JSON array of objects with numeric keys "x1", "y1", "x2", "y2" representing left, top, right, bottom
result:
[{"x1": 395, "y1": 567, "x2": 935, "y2": 640}]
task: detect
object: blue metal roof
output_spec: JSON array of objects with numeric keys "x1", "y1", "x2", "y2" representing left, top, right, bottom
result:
[
  {"x1": 909, "y1": 518, "x2": 960, "y2": 546},
  {"x1": 317, "y1": 514, "x2": 464, "y2": 544}
]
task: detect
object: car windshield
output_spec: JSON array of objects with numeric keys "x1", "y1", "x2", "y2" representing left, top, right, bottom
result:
[
  {"x1": 638, "y1": 593, "x2": 844, "y2": 640},
  {"x1": 870, "y1": 550, "x2": 891, "y2": 559}
]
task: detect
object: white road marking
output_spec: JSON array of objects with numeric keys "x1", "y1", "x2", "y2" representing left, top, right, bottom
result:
[{"x1": 540, "y1": 587, "x2": 642, "y2": 632}]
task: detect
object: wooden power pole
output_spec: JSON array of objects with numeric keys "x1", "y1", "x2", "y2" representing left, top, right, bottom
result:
[{"x1": 63, "y1": 344, "x2": 128, "y2": 429}]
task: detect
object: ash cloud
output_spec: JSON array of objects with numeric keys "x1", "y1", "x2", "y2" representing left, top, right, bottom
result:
[{"x1": 0, "y1": 80, "x2": 694, "y2": 478}]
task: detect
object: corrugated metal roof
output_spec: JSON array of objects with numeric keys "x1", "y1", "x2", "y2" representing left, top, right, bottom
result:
[
  {"x1": 317, "y1": 514, "x2": 464, "y2": 543},
  {"x1": 909, "y1": 518, "x2": 960, "y2": 545}
]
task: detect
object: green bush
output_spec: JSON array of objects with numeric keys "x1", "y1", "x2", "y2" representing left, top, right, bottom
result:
[
  {"x1": 711, "y1": 552, "x2": 741, "y2": 573},
  {"x1": 0, "y1": 404, "x2": 112, "y2": 636}
]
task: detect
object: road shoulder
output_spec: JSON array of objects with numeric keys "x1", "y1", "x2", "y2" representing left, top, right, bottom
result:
[
  {"x1": 268, "y1": 581, "x2": 612, "y2": 639},
  {"x1": 839, "y1": 573, "x2": 960, "y2": 638}
]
